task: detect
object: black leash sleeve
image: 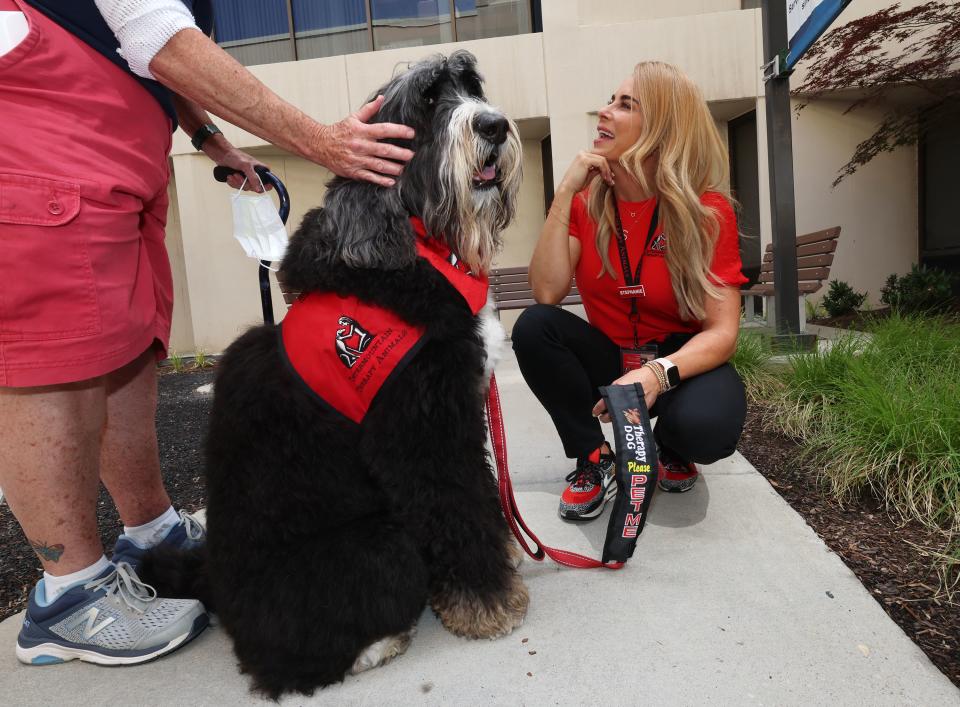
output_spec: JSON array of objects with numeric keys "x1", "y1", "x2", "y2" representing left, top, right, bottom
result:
[{"x1": 599, "y1": 383, "x2": 659, "y2": 564}]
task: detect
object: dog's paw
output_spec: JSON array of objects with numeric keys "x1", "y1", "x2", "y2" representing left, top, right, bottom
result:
[
  {"x1": 432, "y1": 573, "x2": 529, "y2": 640},
  {"x1": 349, "y1": 627, "x2": 416, "y2": 675}
]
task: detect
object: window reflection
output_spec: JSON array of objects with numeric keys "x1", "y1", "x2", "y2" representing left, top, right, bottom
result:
[
  {"x1": 292, "y1": 0, "x2": 371, "y2": 59},
  {"x1": 214, "y1": 0, "x2": 293, "y2": 65},
  {"x1": 455, "y1": 0, "x2": 531, "y2": 41},
  {"x1": 371, "y1": 0, "x2": 453, "y2": 50},
  {"x1": 214, "y1": 0, "x2": 537, "y2": 66}
]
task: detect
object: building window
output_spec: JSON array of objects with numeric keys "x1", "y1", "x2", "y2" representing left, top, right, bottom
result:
[
  {"x1": 455, "y1": 0, "x2": 532, "y2": 42},
  {"x1": 214, "y1": 0, "x2": 294, "y2": 65},
  {"x1": 215, "y1": 0, "x2": 539, "y2": 66},
  {"x1": 293, "y1": 0, "x2": 371, "y2": 59},
  {"x1": 371, "y1": 0, "x2": 453, "y2": 50}
]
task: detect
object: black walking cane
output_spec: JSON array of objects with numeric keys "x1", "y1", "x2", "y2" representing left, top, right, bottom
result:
[{"x1": 213, "y1": 165, "x2": 291, "y2": 325}]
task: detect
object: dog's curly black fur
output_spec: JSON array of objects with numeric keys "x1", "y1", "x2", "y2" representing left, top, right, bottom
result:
[{"x1": 141, "y1": 51, "x2": 527, "y2": 699}]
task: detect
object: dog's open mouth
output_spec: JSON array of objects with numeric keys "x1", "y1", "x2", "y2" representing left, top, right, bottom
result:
[{"x1": 472, "y1": 153, "x2": 500, "y2": 189}]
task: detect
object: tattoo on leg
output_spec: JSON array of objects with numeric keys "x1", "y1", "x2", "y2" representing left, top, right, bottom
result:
[{"x1": 29, "y1": 539, "x2": 65, "y2": 563}]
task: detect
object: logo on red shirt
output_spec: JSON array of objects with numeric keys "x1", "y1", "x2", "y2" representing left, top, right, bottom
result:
[{"x1": 648, "y1": 232, "x2": 667, "y2": 255}]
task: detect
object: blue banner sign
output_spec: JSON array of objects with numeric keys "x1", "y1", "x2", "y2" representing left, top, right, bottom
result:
[{"x1": 785, "y1": 0, "x2": 851, "y2": 70}]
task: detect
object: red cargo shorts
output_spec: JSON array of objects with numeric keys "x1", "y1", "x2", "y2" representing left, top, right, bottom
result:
[{"x1": 0, "y1": 0, "x2": 174, "y2": 387}]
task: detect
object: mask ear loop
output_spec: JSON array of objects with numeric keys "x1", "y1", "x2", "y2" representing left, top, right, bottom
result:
[{"x1": 232, "y1": 173, "x2": 267, "y2": 196}]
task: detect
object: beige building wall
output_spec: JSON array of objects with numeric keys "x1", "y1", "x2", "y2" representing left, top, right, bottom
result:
[
  {"x1": 790, "y1": 98, "x2": 917, "y2": 306},
  {"x1": 164, "y1": 0, "x2": 924, "y2": 352}
]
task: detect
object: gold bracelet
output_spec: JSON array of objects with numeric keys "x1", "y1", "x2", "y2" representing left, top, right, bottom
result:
[{"x1": 643, "y1": 361, "x2": 668, "y2": 394}]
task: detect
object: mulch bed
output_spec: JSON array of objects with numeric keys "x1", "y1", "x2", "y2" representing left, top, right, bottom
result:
[
  {"x1": 1, "y1": 370, "x2": 957, "y2": 688},
  {"x1": 738, "y1": 402, "x2": 960, "y2": 688},
  {"x1": 809, "y1": 307, "x2": 893, "y2": 330},
  {"x1": 809, "y1": 302, "x2": 960, "y2": 330}
]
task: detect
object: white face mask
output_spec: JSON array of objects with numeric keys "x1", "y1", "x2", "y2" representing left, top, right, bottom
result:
[{"x1": 231, "y1": 178, "x2": 289, "y2": 265}]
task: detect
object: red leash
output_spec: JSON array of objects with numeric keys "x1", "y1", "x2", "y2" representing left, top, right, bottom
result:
[{"x1": 486, "y1": 373, "x2": 623, "y2": 570}]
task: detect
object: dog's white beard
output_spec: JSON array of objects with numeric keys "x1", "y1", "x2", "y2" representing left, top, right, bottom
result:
[
  {"x1": 477, "y1": 293, "x2": 505, "y2": 385},
  {"x1": 432, "y1": 99, "x2": 522, "y2": 275}
]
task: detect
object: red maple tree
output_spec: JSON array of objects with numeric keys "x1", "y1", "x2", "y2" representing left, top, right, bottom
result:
[{"x1": 795, "y1": 1, "x2": 960, "y2": 186}]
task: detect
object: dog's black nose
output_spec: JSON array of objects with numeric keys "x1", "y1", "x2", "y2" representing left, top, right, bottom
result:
[{"x1": 474, "y1": 113, "x2": 509, "y2": 145}]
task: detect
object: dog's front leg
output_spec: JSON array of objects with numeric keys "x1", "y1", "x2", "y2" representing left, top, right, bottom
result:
[{"x1": 361, "y1": 356, "x2": 528, "y2": 640}]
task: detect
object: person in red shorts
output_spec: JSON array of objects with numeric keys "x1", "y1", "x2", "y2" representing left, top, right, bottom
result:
[
  {"x1": 0, "y1": 0, "x2": 415, "y2": 667},
  {"x1": 513, "y1": 61, "x2": 748, "y2": 521}
]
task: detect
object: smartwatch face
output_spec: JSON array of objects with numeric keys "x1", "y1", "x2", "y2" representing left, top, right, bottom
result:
[{"x1": 666, "y1": 365, "x2": 681, "y2": 388}]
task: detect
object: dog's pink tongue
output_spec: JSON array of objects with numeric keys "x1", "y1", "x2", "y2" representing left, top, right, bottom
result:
[{"x1": 479, "y1": 165, "x2": 497, "y2": 181}]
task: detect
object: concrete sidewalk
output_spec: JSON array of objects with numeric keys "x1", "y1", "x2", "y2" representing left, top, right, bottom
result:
[{"x1": 1, "y1": 351, "x2": 957, "y2": 706}]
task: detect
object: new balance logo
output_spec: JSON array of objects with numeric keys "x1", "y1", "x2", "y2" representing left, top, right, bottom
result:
[{"x1": 64, "y1": 607, "x2": 115, "y2": 640}]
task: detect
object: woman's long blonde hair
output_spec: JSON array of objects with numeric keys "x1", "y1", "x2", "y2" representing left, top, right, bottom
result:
[{"x1": 587, "y1": 61, "x2": 732, "y2": 322}]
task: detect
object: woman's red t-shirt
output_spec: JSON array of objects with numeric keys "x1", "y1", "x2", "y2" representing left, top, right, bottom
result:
[{"x1": 568, "y1": 191, "x2": 748, "y2": 348}]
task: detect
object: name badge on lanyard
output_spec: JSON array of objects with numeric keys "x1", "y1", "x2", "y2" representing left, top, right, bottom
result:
[{"x1": 618, "y1": 284, "x2": 646, "y2": 299}]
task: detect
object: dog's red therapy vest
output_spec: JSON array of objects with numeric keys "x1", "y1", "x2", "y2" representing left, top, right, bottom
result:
[{"x1": 280, "y1": 219, "x2": 489, "y2": 424}]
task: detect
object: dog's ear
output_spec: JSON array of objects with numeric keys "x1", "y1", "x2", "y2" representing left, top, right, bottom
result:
[
  {"x1": 447, "y1": 50, "x2": 484, "y2": 97},
  {"x1": 376, "y1": 56, "x2": 449, "y2": 126},
  {"x1": 325, "y1": 181, "x2": 417, "y2": 271}
]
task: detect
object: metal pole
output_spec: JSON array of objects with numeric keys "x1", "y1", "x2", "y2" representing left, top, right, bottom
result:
[
  {"x1": 449, "y1": 0, "x2": 458, "y2": 41},
  {"x1": 365, "y1": 0, "x2": 375, "y2": 51},
  {"x1": 761, "y1": 0, "x2": 808, "y2": 345},
  {"x1": 284, "y1": 0, "x2": 298, "y2": 61}
]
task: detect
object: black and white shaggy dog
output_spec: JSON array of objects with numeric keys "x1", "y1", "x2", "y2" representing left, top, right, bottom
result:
[{"x1": 143, "y1": 51, "x2": 528, "y2": 698}]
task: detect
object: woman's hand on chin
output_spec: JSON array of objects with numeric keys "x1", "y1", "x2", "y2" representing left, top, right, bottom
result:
[{"x1": 557, "y1": 151, "x2": 615, "y2": 196}]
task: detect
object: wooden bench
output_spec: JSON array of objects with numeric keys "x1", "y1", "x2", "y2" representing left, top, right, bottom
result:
[
  {"x1": 489, "y1": 266, "x2": 582, "y2": 316},
  {"x1": 741, "y1": 226, "x2": 841, "y2": 329}
]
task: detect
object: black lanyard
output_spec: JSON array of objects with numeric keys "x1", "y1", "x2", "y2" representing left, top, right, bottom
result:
[{"x1": 613, "y1": 201, "x2": 659, "y2": 346}]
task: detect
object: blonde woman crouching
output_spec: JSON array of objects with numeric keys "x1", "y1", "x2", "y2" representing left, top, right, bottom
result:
[{"x1": 513, "y1": 61, "x2": 748, "y2": 521}]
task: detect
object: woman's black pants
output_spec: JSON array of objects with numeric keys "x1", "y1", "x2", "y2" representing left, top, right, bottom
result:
[{"x1": 511, "y1": 304, "x2": 746, "y2": 464}]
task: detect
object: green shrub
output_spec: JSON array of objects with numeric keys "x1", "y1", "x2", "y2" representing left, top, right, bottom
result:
[
  {"x1": 821, "y1": 280, "x2": 866, "y2": 317},
  {"x1": 774, "y1": 313, "x2": 960, "y2": 538},
  {"x1": 193, "y1": 349, "x2": 216, "y2": 369},
  {"x1": 880, "y1": 264, "x2": 956, "y2": 315},
  {"x1": 730, "y1": 332, "x2": 779, "y2": 400},
  {"x1": 168, "y1": 351, "x2": 186, "y2": 373}
]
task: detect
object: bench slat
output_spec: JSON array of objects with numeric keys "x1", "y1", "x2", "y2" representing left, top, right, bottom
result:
[
  {"x1": 758, "y1": 266, "x2": 830, "y2": 283},
  {"x1": 763, "y1": 227, "x2": 841, "y2": 252},
  {"x1": 489, "y1": 274, "x2": 531, "y2": 286},
  {"x1": 763, "y1": 239, "x2": 837, "y2": 261},
  {"x1": 760, "y1": 253, "x2": 834, "y2": 272},
  {"x1": 489, "y1": 266, "x2": 529, "y2": 276}
]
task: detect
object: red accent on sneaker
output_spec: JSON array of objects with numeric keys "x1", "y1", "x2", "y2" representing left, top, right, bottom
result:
[
  {"x1": 659, "y1": 459, "x2": 698, "y2": 482},
  {"x1": 658, "y1": 457, "x2": 699, "y2": 492},
  {"x1": 560, "y1": 471, "x2": 602, "y2": 504}
]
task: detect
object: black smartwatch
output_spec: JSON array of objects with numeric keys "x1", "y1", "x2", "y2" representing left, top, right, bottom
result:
[{"x1": 191, "y1": 123, "x2": 222, "y2": 151}]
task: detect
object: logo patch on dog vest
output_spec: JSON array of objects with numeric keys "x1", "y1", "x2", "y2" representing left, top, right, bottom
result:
[{"x1": 281, "y1": 223, "x2": 489, "y2": 424}]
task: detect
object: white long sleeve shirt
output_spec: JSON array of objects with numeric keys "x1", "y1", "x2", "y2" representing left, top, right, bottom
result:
[{"x1": 94, "y1": 0, "x2": 200, "y2": 79}]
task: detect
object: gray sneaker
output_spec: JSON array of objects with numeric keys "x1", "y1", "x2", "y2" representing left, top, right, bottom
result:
[
  {"x1": 112, "y1": 509, "x2": 206, "y2": 569},
  {"x1": 16, "y1": 562, "x2": 208, "y2": 666}
]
